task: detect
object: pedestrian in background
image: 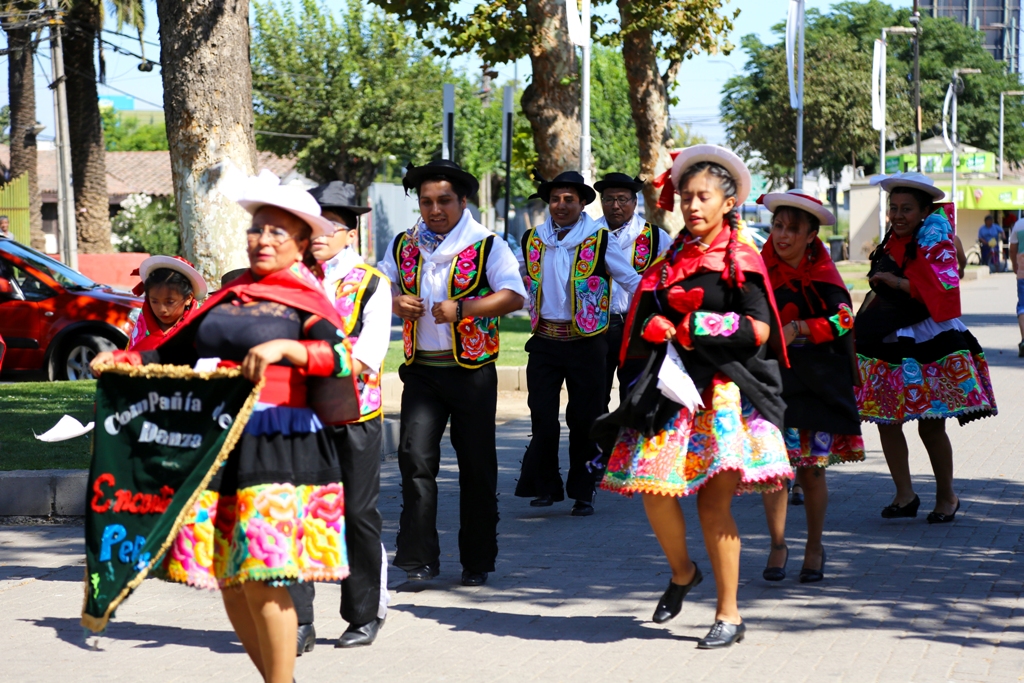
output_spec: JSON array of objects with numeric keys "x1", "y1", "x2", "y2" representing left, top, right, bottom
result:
[
  {"x1": 1009, "y1": 214, "x2": 1024, "y2": 356},
  {"x1": 978, "y1": 215, "x2": 1002, "y2": 272}
]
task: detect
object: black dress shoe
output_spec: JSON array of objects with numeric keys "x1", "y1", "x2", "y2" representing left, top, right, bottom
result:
[
  {"x1": 652, "y1": 562, "x2": 703, "y2": 624},
  {"x1": 696, "y1": 620, "x2": 746, "y2": 649},
  {"x1": 926, "y1": 498, "x2": 960, "y2": 524},
  {"x1": 405, "y1": 563, "x2": 440, "y2": 581},
  {"x1": 461, "y1": 570, "x2": 488, "y2": 586},
  {"x1": 790, "y1": 483, "x2": 804, "y2": 506},
  {"x1": 570, "y1": 499, "x2": 594, "y2": 516},
  {"x1": 881, "y1": 494, "x2": 920, "y2": 519},
  {"x1": 799, "y1": 549, "x2": 826, "y2": 584},
  {"x1": 762, "y1": 545, "x2": 788, "y2": 582},
  {"x1": 335, "y1": 616, "x2": 385, "y2": 648},
  {"x1": 296, "y1": 623, "x2": 316, "y2": 656},
  {"x1": 530, "y1": 495, "x2": 555, "y2": 507}
]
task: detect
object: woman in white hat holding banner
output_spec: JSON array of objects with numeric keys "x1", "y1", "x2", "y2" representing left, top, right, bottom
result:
[
  {"x1": 856, "y1": 172, "x2": 996, "y2": 524},
  {"x1": 594, "y1": 145, "x2": 792, "y2": 648},
  {"x1": 757, "y1": 190, "x2": 864, "y2": 584}
]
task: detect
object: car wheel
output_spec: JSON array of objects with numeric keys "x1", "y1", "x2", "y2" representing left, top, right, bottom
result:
[{"x1": 58, "y1": 335, "x2": 117, "y2": 381}]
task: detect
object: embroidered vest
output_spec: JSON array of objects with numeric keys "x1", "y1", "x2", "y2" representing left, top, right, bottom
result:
[
  {"x1": 521, "y1": 227, "x2": 611, "y2": 337},
  {"x1": 331, "y1": 264, "x2": 386, "y2": 422},
  {"x1": 630, "y1": 222, "x2": 662, "y2": 274},
  {"x1": 393, "y1": 233, "x2": 500, "y2": 368}
]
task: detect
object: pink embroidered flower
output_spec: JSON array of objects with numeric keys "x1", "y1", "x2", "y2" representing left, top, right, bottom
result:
[
  {"x1": 246, "y1": 518, "x2": 289, "y2": 568},
  {"x1": 587, "y1": 275, "x2": 602, "y2": 292},
  {"x1": 580, "y1": 247, "x2": 595, "y2": 261},
  {"x1": 306, "y1": 484, "x2": 344, "y2": 529},
  {"x1": 458, "y1": 259, "x2": 476, "y2": 273},
  {"x1": 461, "y1": 245, "x2": 478, "y2": 260}
]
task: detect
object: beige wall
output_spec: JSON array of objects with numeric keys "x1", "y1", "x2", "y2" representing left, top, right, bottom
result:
[{"x1": 849, "y1": 183, "x2": 881, "y2": 259}]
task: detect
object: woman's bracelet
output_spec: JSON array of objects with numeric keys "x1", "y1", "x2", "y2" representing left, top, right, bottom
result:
[{"x1": 456, "y1": 299, "x2": 464, "y2": 320}]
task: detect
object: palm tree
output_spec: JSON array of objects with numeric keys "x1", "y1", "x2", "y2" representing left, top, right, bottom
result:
[
  {"x1": 63, "y1": 0, "x2": 144, "y2": 253},
  {"x1": 1, "y1": 1, "x2": 45, "y2": 249}
]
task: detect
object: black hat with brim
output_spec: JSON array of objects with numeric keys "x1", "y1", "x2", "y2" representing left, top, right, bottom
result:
[
  {"x1": 402, "y1": 159, "x2": 480, "y2": 197},
  {"x1": 535, "y1": 171, "x2": 597, "y2": 205},
  {"x1": 593, "y1": 172, "x2": 644, "y2": 194},
  {"x1": 309, "y1": 181, "x2": 371, "y2": 217}
]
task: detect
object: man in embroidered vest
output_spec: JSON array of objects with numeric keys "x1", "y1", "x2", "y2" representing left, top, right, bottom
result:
[
  {"x1": 286, "y1": 181, "x2": 392, "y2": 651},
  {"x1": 514, "y1": 171, "x2": 642, "y2": 516},
  {"x1": 594, "y1": 172, "x2": 671, "y2": 408},
  {"x1": 379, "y1": 160, "x2": 526, "y2": 587}
]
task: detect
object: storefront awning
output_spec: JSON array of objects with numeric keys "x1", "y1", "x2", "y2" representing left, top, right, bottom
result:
[{"x1": 934, "y1": 183, "x2": 1024, "y2": 210}]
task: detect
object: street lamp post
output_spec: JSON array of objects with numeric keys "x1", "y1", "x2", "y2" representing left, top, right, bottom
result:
[
  {"x1": 999, "y1": 90, "x2": 1024, "y2": 181},
  {"x1": 943, "y1": 68, "x2": 982, "y2": 226},
  {"x1": 875, "y1": 26, "x2": 917, "y2": 241},
  {"x1": 911, "y1": 3, "x2": 922, "y2": 170}
]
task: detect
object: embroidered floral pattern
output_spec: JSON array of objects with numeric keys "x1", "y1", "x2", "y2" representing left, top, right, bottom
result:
[
  {"x1": 784, "y1": 428, "x2": 865, "y2": 469},
  {"x1": 692, "y1": 311, "x2": 741, "y2": 337},
  {"x1": 396, "y1": 235, "x2": 421, "y2": 296},
  {"x1": 159, "y1": 482, "x2": 348, "y2": 588},
  {"x1": 571, "y1": 233, "x2": 609, "y2": 335},
  {"x1": 525, "y1": 232, "x2": 545, "y2": 329},
  {"x1": 829, "y1": 303, "x2": 854, "y2": 336},
  {"x1": 456, "y1": 292, "x2": 500, "y2": 362},
  {"x1": 601, "y1": 381, "x2": 793, "y2": 497},
  {"x1": 632, "y1": 224, "x2": 654, "y2": 272},
  {"x1": 333, "y1": 269, "x2": 366, "y2": 332},
  {"x1": 450, "y1": 242, "x2": 483, "y2": 296},
  {"x1": 856, "y1": 350, "x2": 997, "y2": 423}
]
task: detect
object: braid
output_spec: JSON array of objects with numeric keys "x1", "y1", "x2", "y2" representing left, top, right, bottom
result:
[
  {"x1": 869, "y1": 228, "x2": 893, "y2": 266},
  {"x1": 725, "y1": 210, "x2": 740, "y2": 286}
]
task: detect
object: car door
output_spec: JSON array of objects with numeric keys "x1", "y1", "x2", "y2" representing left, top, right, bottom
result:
[{"x1": 0, "y1": 254, "x2": 59, "y2": 371}]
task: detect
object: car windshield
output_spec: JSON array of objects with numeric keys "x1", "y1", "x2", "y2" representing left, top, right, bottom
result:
[{"x1": 0, "y1": 239, "x2": 96, "y2": 289}]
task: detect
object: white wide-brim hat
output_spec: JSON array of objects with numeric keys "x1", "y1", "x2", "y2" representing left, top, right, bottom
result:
[
  {"x1": 137, "y1": 255, "x2": 209, "y2": 299},
  {"x1": 670, "y1": 144, "x2": 753, "y2": 205},
  {"x1": 758, "y1": 189, "x2": 836, "y2": 226},
  {"x1": 236, "y1": 169, "x2": 338, "y2": 239},
  {"x1": 870, "y1": 172, "x2": 946, "y2": 200}
]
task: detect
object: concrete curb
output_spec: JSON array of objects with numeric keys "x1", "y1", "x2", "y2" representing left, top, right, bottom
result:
[{"x1": 1, "y1": 418, "x2": 402, "y2": 517}]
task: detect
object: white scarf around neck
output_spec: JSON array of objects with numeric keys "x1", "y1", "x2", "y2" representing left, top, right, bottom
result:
[
  {"x1": 320, "y1": 246, "x2": 364, "y2": 303},
  {"x1": 537, "y1": 212, "x2": 601, "y2": 314},
  {"x1": 417, "y1": 208, "x2": 492, "y2": 282},
  {"x1": 600, "y1": 213, "x2": 644, "y2": 249}
]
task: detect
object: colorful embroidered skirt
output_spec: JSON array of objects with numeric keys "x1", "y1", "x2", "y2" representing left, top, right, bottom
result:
[
  {"x1": 600, "y1": 381, "x2": 793, "y2": 497},
  {"x1": 785, "y1": 429, "x2": 865, "y2": 469},
  {"x1": 856, "y1": 325, "x2": 997, "y2": 425},
  {"x1": 156, "y1": 404, "x2": 349, "y2": 588}
]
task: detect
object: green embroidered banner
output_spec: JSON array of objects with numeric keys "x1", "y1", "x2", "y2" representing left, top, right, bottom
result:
[{"x1": 82, "y1": 365, "x2": 261, "y2": 633}]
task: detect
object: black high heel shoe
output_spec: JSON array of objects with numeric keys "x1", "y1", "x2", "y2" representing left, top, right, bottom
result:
[
  {"x1": 799, "y1": 549, "x2": 826, "y2": 583},
  {"x1": 652, "y1": 563, "x2": 703, "y2": 624},
  {"x1": 762, "y1": 545, "x2": 789, "y2": 582},
  {"x1": 790, "y1": 483, "x2": 804, "y2": 506},
  {"x1": 881, "y1": 494, "x2": 920, "y2": 519},
  {"x1": 926, "y1": 498, "x2": 960, "y2": 524}
]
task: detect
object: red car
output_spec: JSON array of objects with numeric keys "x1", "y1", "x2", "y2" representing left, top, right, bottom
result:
[{"x1": 0, "y1": 236, "x2": 142, "y2": 380}]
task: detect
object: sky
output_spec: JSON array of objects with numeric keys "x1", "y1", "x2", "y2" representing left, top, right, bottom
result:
[{"x1": 1, "y1": 0, "x2": 914, "y2": 147}]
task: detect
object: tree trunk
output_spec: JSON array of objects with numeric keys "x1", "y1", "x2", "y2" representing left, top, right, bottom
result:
[
  {"x1": 521, "y1": 0, "x2": 581, "y2": 180},
  {"x1": 4, "y1": 20, "x2": 45, "y2": 250},
  {"x1": 155, "y1": 0, "x2": 256, "y2": 284},
  {"x1": 618, "y1": 0, "x2": 682, "y2": 234},
  {"x1": 64, "y1": 0, "x2": 112, "y2": 253}
]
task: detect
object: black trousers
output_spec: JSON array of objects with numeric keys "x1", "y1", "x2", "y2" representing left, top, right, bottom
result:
[
  {"x1": 515, "y1": 334, "x2": 607, "y2": 503},
  {"x1": 289, "y1": 418, "x2": 383, "y2": 627},
  {"x1": 603, "y1": 316, "x2": 647, "y2": 410},
  {"x1": 393, "y1": 361, "x2": 499, "y2": 574}
]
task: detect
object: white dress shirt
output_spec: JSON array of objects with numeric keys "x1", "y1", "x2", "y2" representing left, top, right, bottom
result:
[
  {"x1": 320, "y1": 246, "x2": 392, "y2": 372},
  {"x1": 379, "y1": 209, "x2": 527, "y2": 352},
  {"x1": 516, "y1": 213, "x2": 641, "y2": 321},
  {"x1": 596, "y1": 214, "x2": 672, "y2": 315}
]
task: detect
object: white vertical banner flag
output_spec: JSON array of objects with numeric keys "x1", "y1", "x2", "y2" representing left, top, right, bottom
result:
[
  {"x1": 786, "y1": 0, "x2": 804, "y2": 109},
  {"x1": 565, "y1": 0, "x2": 588, "y2": 47},
  {"x1": 871, "y1": 39, "x2": 885, "y2": 131}
]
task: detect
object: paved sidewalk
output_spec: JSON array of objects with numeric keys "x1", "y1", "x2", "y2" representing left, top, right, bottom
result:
[{"x1": 2, "y1": 276, "x2": 1023, "y2": 683}]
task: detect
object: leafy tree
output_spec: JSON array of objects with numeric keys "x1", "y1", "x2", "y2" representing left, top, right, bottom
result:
[
  {"x1": 112, "y1": 193, "x2": 180, "y2": 256},
  {"x1": 252, "y1": 0, "x2": 450, "y2": 197},
  {"x1": 722, "y1": 0, "x2": 1024, "y2": 183},
  {"x1": 0, "y1": 105, "x2": 10, "y2": 145},
  {"x1": 101, "y1": 109, "x2": 169, "y2": 151},
  {"x1": 590, "y1": 46, "x2": 640, "y2": 176}
]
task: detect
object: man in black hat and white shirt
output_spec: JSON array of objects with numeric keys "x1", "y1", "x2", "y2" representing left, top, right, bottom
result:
[
  {"x1": 593, "y1": 173, "x2": 671, "y2": 408},
  {"x1": 514, "y1": 171, "x2": 641, "y2": 516},
  {"x1": 287, "y1": 181, "x2": 392, "y2": 651},
  {"x1": 379, "y1": 160, "x2": 526, "y2": 587}
]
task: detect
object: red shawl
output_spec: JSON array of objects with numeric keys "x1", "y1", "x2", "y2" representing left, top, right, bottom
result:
[
  {"x1": 151, "y1": 263, "x2": 342, "y2": 349},
  {"x1": 620, "y1": 227, "x2": 789, "y2": 367},
  {"x1": 761, "y1": 235, "x2": 847, "y2": 315},
  {"x1": 885, "y1": 233, "x2": 961, "y2": 323},
  {"x1": 128, "y1": 300, "x2": 202, "y2": 352}
]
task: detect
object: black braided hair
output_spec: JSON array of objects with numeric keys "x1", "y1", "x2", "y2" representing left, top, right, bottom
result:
[
  {"x1": 144, "y1": 268, "x2": 193, "y2": 299},
  {"x1": 678, "y1": 161, "x2": 742, "y2": 286}
]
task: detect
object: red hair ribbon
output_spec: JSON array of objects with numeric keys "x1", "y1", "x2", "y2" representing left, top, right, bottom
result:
[{"x1": 654, "y1": 150, "x2": 683, "y2": 211}]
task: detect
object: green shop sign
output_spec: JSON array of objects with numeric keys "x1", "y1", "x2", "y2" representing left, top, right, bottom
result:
[{"x1": 934, "y1": 184, "x2": 1024, "y2": 209}]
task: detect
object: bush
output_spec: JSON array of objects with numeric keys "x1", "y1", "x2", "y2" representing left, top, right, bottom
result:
[{"x1": 111, "y1": 193, "x2": 181, "y2": 256}]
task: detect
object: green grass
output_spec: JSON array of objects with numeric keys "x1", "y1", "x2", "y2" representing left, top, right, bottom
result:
[
  {"x1": 382, "y1": 315, "x2": 532, "y2": 373},
  {"x1": 0, "y1": 381, "x2": 95, "y2": 471}
]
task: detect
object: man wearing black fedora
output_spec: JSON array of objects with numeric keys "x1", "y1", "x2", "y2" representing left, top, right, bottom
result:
[
  {"x1": 288, "y1": 181, "x2": 393, "y2": 650},
  {"x1": 593, "y1": 173, "x2": 671, "y2": 408},
  {"x1": 378, "y1": 159, "x2": 527, "y2": 587},
  {"x1": 514, "y1": 171, "x2": 641, "y2": 516}
]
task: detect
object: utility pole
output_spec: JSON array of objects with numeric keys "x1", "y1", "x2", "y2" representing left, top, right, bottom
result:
[
  {"x1": 873, "y1": 27, "x2": 916, "y2": 240},
  {"x1": 442, "y1": 83, "x2": 455, "y2": 161},
  {"x1": 501, "y1": 86, "x2": 514, "y2": 241},
  {"x1": 944, "y1": 68, "x2": 981, "y2": 227},
  {"x1": 999, "y1": 90, "x2": 1024, "y2": 180},
  {"x1": 795, "y1": 2, "x2": 805, "y2": 188},
  {"x1": 912, "y1": 1, "x2": 922, "y2": 170},
  {"x1": 579, "y1": 0, "x2": 592, "y2": 183},
  {"x1": 45, "y1": 0, "x2": 77, "y2": 270}
]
